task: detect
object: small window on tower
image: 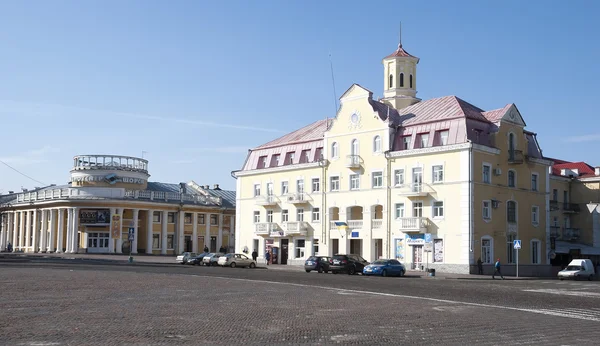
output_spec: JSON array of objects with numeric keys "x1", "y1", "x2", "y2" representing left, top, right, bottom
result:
[
  {"x1": 410, "y1": 74, "x2": 413, "y2": 88},
  {"x1": 389, "y1": 74, "x2": 394, "y2": 88},
  {"x1": 399, "y1": 73, "x2": 404, "y2": 87}
]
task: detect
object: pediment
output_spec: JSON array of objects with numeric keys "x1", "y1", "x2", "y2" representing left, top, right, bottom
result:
[
  {"x1": 501, "y1": 104, "x2": 526, "y2": 127},
  {"x1": 339, "y1": 83, "x2": 373, "y2": 103}
]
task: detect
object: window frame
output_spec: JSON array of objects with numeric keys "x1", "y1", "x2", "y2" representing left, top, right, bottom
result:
[
  {"x1": 482, "y1": 163, "x2": 492, "y2": 184},
  {"x1": 373, "y1": 135, "x2": 382, "y2": 153},
  {"x1": 432, "y1": 165, "x2": 444, "y2": 184},
  {"x1": 432, "y1": 200, "x2": 444, "y2": 219},
  {"x1": 331, "y1": 142, "x2": 339, "y2": 159},
  {"x1": 153, "y1": 211, "x2": 161, "y2": 223},
  {"x1": 531, "y1": 205, "x2": 539, "y2": 226},
  {"x1": 152, "y1": 234, "x2": 160, "y2": 249},
  {"x1": 482, "y1": 200, "x2": 491, "y2": 221},
  {"x1": 184, "y1": 213, "x2": 192, "y2": 224},
  {"x1": 349, "y1": 174, "x2": 360, "y2": 190},
  {"x1": 281, "y1": 209, "x2": 289, "y2": 223},
  {"x1": 281, "y1": 181, "x2": 288, "y2": 195},
  {"x1": 167, "y1": 235, "x2": 174, "y2": 250},
  {"x1": 253, "y1": 184, "x2": 261, "y2": 197},
  {"x1": 210, "y1": 214, "x2": 218, "y2": 225},
  {"x1": 394, "y1": 168, "x2": 405, "y2": 186},
  {"x1": 198, "y1": 214, "x2": 205, "y2": 225},
  {"x1": 394, "y1": 203, "x2": 405, "y2": 219},
  {"x1": 297, "y1": 208, "x2": 304, "y2": 222},
  {"x1": 311, "y1": 178, "x2": 320, "y2": 193},
  {"x1": 253, "y1": 211, "x2": 260, "y2": 224},
  {"x1": 531, "y1": 173, "x2": 539, "y2": 192},
  {"x1": 531, "y1": 239, "x2": 541, "y2": 265},
  {"x1": 266, "y1": 210, "x2": 273, "y2": 223},
  {"x1": 330, "y1": 176, "x2": 340, "y2": 192},
  {"x1": 167, "y1": 212, "x2": 175, "y2": 224},
  {"x1": 372, "y1": 171, "x2": 384, "y2": 189},
  {"x1": 508, "y1": 169, "x2": 516, "y2": 188},
  {"x1": 507, "y1": 200, "x2": 517, "y2": 223},
  {"x1": 481, "y1": 236, "x2": 493, "y2": 264},
  {"x1": 402, "y1": 136, "x2": 411, "y2": 150},
  {"x1": 312, "y1": 207, "x2": 320, "y2": 222}
]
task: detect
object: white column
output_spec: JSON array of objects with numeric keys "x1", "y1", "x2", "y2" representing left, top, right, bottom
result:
[
  {"x1": 18, "y1": 211, "x2": 25, "y2": 250},
  {"x1": 31, "y1": 210, "x2": 39, "y2": 253},
  {"x1": 12, "y1": 211, "x2": 18, "y2": 251},
  {"x1": 146, "y1": 210, "x2": 154, "y2": 254},
  {"x1": 109, "y1": 208, "x2": 116, "y2": 253},
  {"x1": 192, "y1": 213, "x2": 198, "y2": 253},
  {"x1": 65, "y1": 208, "x2": 72, "y2": 253},
  {"x1": 132, "y1": 209, "x2": 139, "y2": 254},
  {"x1": 49, "y1": 209, "x2": 57, "y2": 252},
  {"x1": 217, "y1": 214, "x2": 223, "y2": 250},
  {"x1": 82, "y1": 232, "x2": 88, "y2": 252},
  {"x1": 40, "y1": 209, "x2": 48, "y2": 252},
  {"x1": 205, "y1": 213, "x2": 210, "y2": 251},
  {"x1": 71, "y1": 207, "x2": 79, "y2": 253},
  {"x1": 24, "y1": 211, "x2": 31, "y2": 251},
  {"x1": 56, "y1": 209, "x2": 64, "y2": 253},
  {"x1": 0, "y1": 214, "x2": 6, "y2": 251},
  {"x1": 161, "y1": 211, "x2": 168, "y2": 255},
  {"x1": 178, "y1": 211, "x2": 185, "y2": 253},
  {"x1": 116, "y1": 208, "x2": 123, "y2": 254}
]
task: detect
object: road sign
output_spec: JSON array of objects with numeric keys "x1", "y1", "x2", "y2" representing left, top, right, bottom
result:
[
  {"x1": 128, "y1": 227, "x2": 134, "y2": 241},
  {"x1": 424, "y1": 242, "x2": 433, "y2": 252},
  {"x1": 513, "y1": 240, "x2": 521, "y2": 249},
  {"x1": 424, "y1": 233, "x2": 432, "y2": 243}
]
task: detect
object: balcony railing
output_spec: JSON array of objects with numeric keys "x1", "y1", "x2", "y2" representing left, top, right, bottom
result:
[
  {"x1": 124, "y1": 190, "x2": 222, "y2": 206},
  {"x1": 328, "y1": 219, "x2": 381, "y2": 230},
  {"x1": 508, "y1": 150, "x2": 524, "y2": 164},
  {"x1": 372, "y1": 219, "x2": 383, "y2": 229},
  {"x1": 396, "y1": 183, "x2": 434, "y2": 197},
  {"x1": 255, "y1": 223, "x2": 278, "y2": 235},
  {"x1": 73, "y1": 154, "x2": 149, "y2": 173},
  {"x1": 563, "y1": 203, "x2": 580, "y2": 213},
  {"x1": 255, "y1": 195, "x2": 279, "y2": 206},
  {"x1": 283, "y1": 221, "x2": 309, "y2": 236},
  {"x1": 563, "y1": 228, "x2": 581, "y2": 241},
  {"x1": 285, "y1": 193, "x2": 312, "y2": 204},
  {"x1": 346, "y1": 155, "x2": 361, "y2": 168},
  {"x1": 550, "y1": 200, "x2": 559, "y2": 211},
  {"x1": 396, "y1": 217, "x2": 429, "y2": 232}
]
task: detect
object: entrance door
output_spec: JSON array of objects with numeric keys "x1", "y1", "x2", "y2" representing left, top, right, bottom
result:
[
  {"x1": 185, "y1": 236, "x2": 192, "y2": 252},
  {"x1": 374, "y1": 239, "x2": 383, "y2": 260},
  {"x1": 412, "y1": 245, "x2": 423, "y2": 270},
  {"x1": 87, "y1": 232, "x2": 110, "y2": 253},
  {"x1": 332, "y1": 239, "x2": 339, "y2": 255},
  {"x1": 210, "y1": 236, "x2": 217, "y2": 252},
  {"x1": 412, "y1": 167, "x2": 423, "y2": 192},
  {"x1": 281, "y1": 239, "x2": 289, "y2": 265}
]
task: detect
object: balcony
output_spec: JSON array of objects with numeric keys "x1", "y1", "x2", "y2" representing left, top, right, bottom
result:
[
  {"x1": 283, "y1": 221, "x2": 309, "y2": 236},
  {"x1": 563, "y1": 203, "x2": 580, "y2": 213},
  {"x1": 329, "y1": 220, "x2": 364, "y2": 230},
  {"x1": 254, "y1": 222, "x2": 278, "y2": 236},
  {"x1": 255, "y1": 195, "x2": 279, "y2": 206},
  {"x1": 372, "y1": 219, "x2": 383, "y2": 229},
  {"x1": 285, "y1": 193, "x2": 312, "y2": 204},
  {"x1": 346, "y1": 155, "x2": 361, "y2": 168},
  {"x1": 508, "y1": 150, "x2": 524, "y2": 164},
  {"x1": 397, "y1": 183, "x2": 434, "y2": 197},
  {"x1": 550, "y1": 200, "x2": 559, "y2": 211},
  {"x1": 396, "y1": 217, "x2": 429, "y2": 233},
  {"x1": 550, "y1": 226, "x2": 561, "y2": 238},
  {"x1": 563, "y1": 228, "x2": 581, "y2": 241}
]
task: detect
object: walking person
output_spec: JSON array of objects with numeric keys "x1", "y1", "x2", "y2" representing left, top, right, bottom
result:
[
  {"x1": 477, "y1": 257, "x2": 483, "y2": 275},
  {"x1": 265, "y1": 251, "x2": 271, "y2": 266},
  {"x1": 493, "y1": 258, "x2": 504, "y2": 280},
  {"x1": 6, "y1": 242, "x2": 12, "y2": 252},
  {"x1": 252, "y1": 249, "x2": 258, "y2": 262}
]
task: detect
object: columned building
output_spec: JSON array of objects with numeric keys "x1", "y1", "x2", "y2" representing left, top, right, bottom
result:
[{"x1": 0, "y1": 154, "x2": 235, "y2": 255}]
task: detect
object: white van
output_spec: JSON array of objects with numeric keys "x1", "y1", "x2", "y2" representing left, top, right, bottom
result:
[{"x1": 558, "y1": 259, "x2": 596, "y2": 281}]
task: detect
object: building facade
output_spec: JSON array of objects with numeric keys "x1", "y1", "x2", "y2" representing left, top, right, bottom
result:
[
  {"x1": 0, "y1": 154, "x2": 235, "y2": 255},
  {"x1": 233, "y1": 41, "x2": 554, "y2": 275}
]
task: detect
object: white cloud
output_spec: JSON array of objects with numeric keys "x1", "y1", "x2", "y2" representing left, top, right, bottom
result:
[
  {"x1": 563, "y1": 134, "x2": 600, "y2": 143},
  {"x1": 0, "y1": 146, "x2": 60, "y2": 165}
]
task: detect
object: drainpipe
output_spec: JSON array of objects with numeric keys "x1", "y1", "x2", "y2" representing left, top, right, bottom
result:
[
  {"x1": 320, "y1": 158, "x2": 328, "y2": 251},
  {"x1": 385, "y1": 150, "x2": 392, "y2": 259},
  {"x1": 467, "y1": 140, "x2": 474, "y2": 254}
]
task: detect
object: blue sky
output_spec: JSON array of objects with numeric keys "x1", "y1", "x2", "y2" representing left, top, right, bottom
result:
[{"x1": 1, "y1": 0, "x2": 599, "y2": 193}]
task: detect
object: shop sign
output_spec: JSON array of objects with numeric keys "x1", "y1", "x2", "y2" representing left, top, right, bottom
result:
[
  {"x1": 71, "y1": 174, "x2": 145, "y2": 184},
  {"x1": 80, "y1": 209, "x2": 110, "y2": 224},
  {"x1": 405, "y1": 234, "x2": 425, "y2": 245}
]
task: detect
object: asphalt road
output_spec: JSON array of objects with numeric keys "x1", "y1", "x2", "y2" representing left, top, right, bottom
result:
[{"x1": 1, "y1": 257, "x2": 600, "y2": 345}]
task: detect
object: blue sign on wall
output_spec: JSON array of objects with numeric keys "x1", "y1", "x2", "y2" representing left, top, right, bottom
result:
[
  {"x1": 424, "y1": 233, "x2": 432, "y2": 243},
  {"x1": 351, "y1": 231, "x2": 359, "y2": 238}
]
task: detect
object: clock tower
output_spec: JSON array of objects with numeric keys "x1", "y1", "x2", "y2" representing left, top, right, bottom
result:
[{"x1": 380, "y1": 40, "x2": 421, "y2": 110}]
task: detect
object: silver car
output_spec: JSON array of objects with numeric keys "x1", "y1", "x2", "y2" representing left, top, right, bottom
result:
[
  {"x1": 218, "y1": 253, "x2": 256, "y2": 268},
  {"x1": 202, "y1": 253, "x2": 224, "y2": 266}
]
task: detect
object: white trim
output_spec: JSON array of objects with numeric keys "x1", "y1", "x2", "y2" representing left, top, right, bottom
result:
[
  {"x1": 331, "y1": 142, "x2": 339, "y2": 160},
  {"x1": 311, "y1": 207, "x2": 321, "y2": 223},
  {"x1": 431, "y1": 163, "x2": 445, "y2": 184},
  {"x1": 431, "y1": 199, "x2": 445, "y2": 220},
  {"x1": 349, "y1": 173, "x2": 360, "y2": 191},
  {"x1": 472, "y1": 144, "x2": 501, "y2": 155},
  {"x1": 329, "y1": 175, "x2": 340, "y2": 192},
  {"x1": 531, "y1": 205, "x2": 540, "y2": 227},
  {"x1": 530, "y1": 238, "x2": 541, "y2": 265},
  {"x1": 373, "y1": 135, "x2": 382, "y2": 154},
  {"x1": 507, "y1": 199, "x2": 518, "y2": 223},
  {"x1": 528, "y1": 157, "x2": 554, "y2": 166},
  {"x1": 280, "y1": 180, "x2": 289, "y2": 196},
  {"x1": 350, "y1": 138, "x2": 360, "y2": 156},
  {"x1": 392, "y1": 167, "x2": 406, "y2": 187},
  {"x1": 310, "y1": 177, "x2": 321, "y2": 193}
]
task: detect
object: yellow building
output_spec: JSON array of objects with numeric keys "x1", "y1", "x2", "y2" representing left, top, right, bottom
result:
[
  {"x1": 232, "y1": 40, "x2": 554, "y2": 275},
  {"x1": 0, "y1": 154, "x2": 235, "y2": 255},
  {"x1": 548, "y1": 160, "x2": 600, "y2": 267}
]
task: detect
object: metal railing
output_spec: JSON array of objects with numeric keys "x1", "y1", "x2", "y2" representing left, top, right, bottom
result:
[
  {"x1": 396, "y1": 183, "x2": 434, "y2": 196},
  {"x1": 255, "y1": 223, "x2": 278, "y2": 235},
  {"x1": 508, "y1": 150, "x2": 524, "y2": 164},
  {"x1": 73, "y1": 154, "x2": 149, "y2": 173},
  {"x1": 285, "y1": 193, "x2": 312, "y2": 204},
  {"x1": 563, "y1": 203, "x2": 580, "y2": 213},
  {"x1": 563, "y1": 228, "x2": 581, "y2": 240},
  {"x1": 124, "y1": 190, "x2": 222, "y2": 205},
  {"x1": 283, "y1": 221, "x2": 308, "y2": 235},
  {"x1": 346, "y1": 155, "x2": 361, "y2": 168}
]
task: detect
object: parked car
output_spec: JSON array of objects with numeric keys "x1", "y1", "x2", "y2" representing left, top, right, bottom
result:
[
  {"x1": 217, "y1": 253, "x2": 256, "y2": 268},
  {"x1": 558, "y1": 259, "x2": 595, "y2": 280},
  {"x1": 202, "y1": 253, "x2": 225, "y2": 266},
  {"x1": 363, "y1": 259, "x2": 406, "y2": 277},
  {"x1": 176, "y1": 252, "x2": 197, "y2": 265},
  {"x1": 329, "y1": 254, "x2": 369, "y2": 275},
  {"x1": 187, "y1": 252, "x2": 210, "y2": 265},
  {"x1": 304, "y1": 256, "x2": 331, "y2": 273}
]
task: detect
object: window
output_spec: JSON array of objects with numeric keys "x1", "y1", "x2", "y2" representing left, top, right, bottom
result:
[
  {"x1": 351, "y1": 139, "x2": 359, "y2": 155},
  {"x1": 257, "y1": 156, "x2": 268, "y2": 169},
  {"x1": 312, "y1": 208, "x2": 320, "y2": 222},
  {"x1": 266, "y1": 183, "x2": 273, "y2": 196},
  {"x1": 531, "y1": 206, "x2": 539, "y2": 225},
  {"x1": 295, "y1": 179, "x2": 304, "y2": 194},
  {"x1": 373, "y1": 136, "x2": 381, "y2": 153},
  {"x1": 153, "y1": 211, "x2": 161, "y2": 223},
  {"x1": 330, "y1": 176, "x2": 340, "y2": 191},
  {"x1": 433, "y1": 201, "x2": 444, "y2": 218},
  {"x1": 507, "y1": 201, "x2": 517, "y2": 223},
  {"x1": 563, "y1": 190, "x2": 569, "y2": 203},
  {"x1": 506, "y1": 234, "x2": 516, "y2": 264},
  {"x1": 198, "y1": 214, "x2": 205, "y2": 225},
  {"x1": 167, "y1": 212, "x2": 175, "y2": 223},
  {"x1": 167, "y1": 235, "x2": 174, "y2": 249},
  {"x1": 434, "y1": 130, "x2": 449, "y2": 146},
  {"x1": 531, "y1": 240, "x2": 540, "y2": 264},
  {"x1": 281, "y1": 181, "x2": 288, "y2": 195},
  {"x1": 331, "y1": 142, "x2": 339, "y2": 159},
  {"x1": 253, "y1": 184, "x2": 261, "y2": 197},
  {"x1": 481, "y1": 238, "x2": 492, "y2": 264},
  {"x1": 394, "y1": 203, "x2": 405, "y2": 219},
  {"x1": 553, "y1": 216, "x2": 559, "y2": 226},
  {"x1": 300, "y1": 149, "x2": 311, "y2": 164},
  {"x1": 271, "y1": 154, "x2": 280, "y2": 167},
  {"x1": 297, "y1": 208, "x2": 304, "y2": 222},
  {"x1": 418, "y1": 133, "x2": 429, "y2": 148},
  {"x1": 552, "y1": 189, "x2": 558, "y2": 201},
  {"x1": 314, "y1": 147, "x2": 323, "y2": 162},
  {"x1": 394, "y1": 169, "x2": 404, "y2": 186},
  {"x1": 349, "y1": 174, "x2": 360, "y2": 190},
  {"x1": 295, "y1": 239, "x2": 305, "y2": 258},
  {"x1": 311, "y1": 178, "x2": 320, "y2": 193},
  {"x1": 210, "y1": 214, "x2": 218, "y2": 225},
  {"x1": 266, "y1": 210, "x2": 273, "y2": 223},
  {"x1": 508, "y1": 170, "x2": 516, "y2": 187},
  {"x1": 483, "y1": 164, "x2": 491, "y2": 184},
  {"x1": 432, "y1": 165, "x2": 444, "y2": 183},
  {"x1": 372, "y1": 172, "x2": 383, "y2": 188},
  {"x1": 152, "y1": 234, "x2": 160, "y2": 249},
  {"x1": 412, "y1": 202, "x2": 423, "y2": 217},
  {"x1": 531, "y1": 173, "x2": 538, "y2": 191},
  {"x1": 409, "y1": 74, "x2": 413, "y2": 88},
  {"x1": 433, "y1": 239, "x2": 444, "y2": 263},
  {"x1": 389, "y1": 74, "x2": 393, "y2": 88},
  {"x1": 483, "y1": 201, "x2": 491, "y2": 220},
  {"x1": 253, "y1": 211, "x2": 260, "y2": 223},
  {"x1": 281, "y1": 210, "x2": 288, "y2": 222},
  {"x1": 184, "y1": 213, "x2": 192, "y2": 224},
  {"x1": 402, "y1": 136, "x2": 411, "y2": 150},
  {"x1": 399, "y1": 73, "x2": 404, "y2": 87},
  {"x1": 284, "y1": 152, "x2": 295, "y2": 165}
]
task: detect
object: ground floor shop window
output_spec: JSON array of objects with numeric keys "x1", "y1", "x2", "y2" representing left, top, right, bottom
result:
[
  {"x1": 296, "y1": 239, "x2": 305, "y2": 258},
  {"x1": 167, "y1": 235, "x2": 174, "y2": 249},
  {"x1": 87, "y1": 233, "x2": 109, "y2": 248},
  {"x1": 433, "y1": 239, "x2": 444, "y2": 262},
  {"x1": 152, "y1": 234, "x2": 160, "y2": 249}
]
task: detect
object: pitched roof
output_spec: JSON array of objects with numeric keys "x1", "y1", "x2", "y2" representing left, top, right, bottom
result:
[
  {"x1": 384, "y1": 43, "x2": 418, "y2": 59},
  {"x1": 254, "y1": 119, "x2": 332, "y2": 149},
  {"x1": 396, "y1": 95, "x2": 491, "y2": 126},
  {"x1": 369, "y1": 98, "x2": 401, "y2": 126},
  {"x1": 482, "y1": 104, "x2": 512, "y2": 123},
  {"x1": 551, "y1": 161, "x2": 597, "y2": 177}
]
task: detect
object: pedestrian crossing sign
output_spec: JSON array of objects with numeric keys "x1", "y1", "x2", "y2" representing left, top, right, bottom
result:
[{"x1": 513, "y1": 240, "x2": 521, "y2": 249}]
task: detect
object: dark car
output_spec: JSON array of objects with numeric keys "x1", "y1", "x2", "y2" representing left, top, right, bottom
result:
[
  {"x1": 329, "y1": 254, "x2": 369, "y2": 275},
  {"x1": 187, "y1": 252, "x2": 210, "y2": 265},
  {"x1": 304, "y1": 256, "x2": 332, "y2": 273}
]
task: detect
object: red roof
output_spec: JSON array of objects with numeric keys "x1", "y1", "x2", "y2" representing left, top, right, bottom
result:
[
  {"x1": 384, "y1": 44, "x2": 418, "y2": 59},
  {"x1": 254, "y1": 119, "x2": 332, "y2": 150},
  {"x1": 551, "y1": 161, "x2": 597, "y2": 177},
  {"x1": 482, "y1": 104, "x2": 512, "y2": 123},
  {"x1": 396, "y1": 95, "x2": 490, "y2": 125}
]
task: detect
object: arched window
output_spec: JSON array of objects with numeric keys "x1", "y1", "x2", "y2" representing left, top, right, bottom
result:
[
  {"x1": 373, "y1": 136, "x2": 381, "y2": 153},
  {"x1": 508, "y1": 170, "x2": 516, "y2": 188},
  {"x1": 507, "y1": 201, "x2": 517, "y2": 223},
  {"x1": 389, "y1": 74, "x2": 393, "y2": 89},
  {"x1": 331, "y1": 142, "x2": 338, "y2": 159},
  {"x1": 351, "y1": 139, "x2": 359, "y2": 156},
  {"x1": 410, "y1": 74, "x2": 413, "y2": 88},
  {"x1": 399, "y1": 73, "x2": 404, "y2": 87}
]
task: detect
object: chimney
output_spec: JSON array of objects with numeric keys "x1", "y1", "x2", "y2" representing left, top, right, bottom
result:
[
  {"x1": 179, "y1": 182, "x2": 187, "y2": 194},
  {"x1": 204, "y1": 185, "x2": 210, "y2": 189},
  {"x1": 213, "y1": 184, "x2": 221, "y2": 190}
]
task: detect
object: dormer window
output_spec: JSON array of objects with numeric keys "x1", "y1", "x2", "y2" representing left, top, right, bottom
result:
[
  {"x1": 314, "y1": 147, "x2": 323, "y2": 162},
  {"x1": 284, "y1": 152, "x2": 295, "y2": 165},
  {"x1": 434, "y1": 130, "x2": 449, "y2": 146},
  {"x1": 402, "y1": 136, "x2": 411, "y2": 150},
  {"x1": 417, "y1": 133, "x2": 429, "y2": 148},
  {"x1": 257, "y1": 156, "x2": 268, "y2": 169},
  {"x1": 399, "y1": 73, "x2": 404, "y2": 87},
  {"x1": 299, "y1": 149, "x2": 310, "y2": 164},
  {"x1": 270, "y1": 154, "x2": 280, "y2": 167}
]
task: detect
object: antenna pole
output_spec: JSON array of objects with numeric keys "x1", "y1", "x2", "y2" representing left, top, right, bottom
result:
[
  {"x1": 399, "y1": 22, "x2": 402, "y2": 46},
  {"x1": 328, "y1": 52, "x2": 338, "y2": 121}
]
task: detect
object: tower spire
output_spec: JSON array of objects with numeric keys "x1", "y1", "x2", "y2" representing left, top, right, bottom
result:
[{"x1": 399, "y1": 22, "x2": 402, "y2": 47}]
